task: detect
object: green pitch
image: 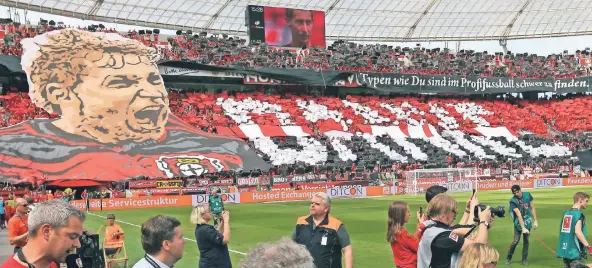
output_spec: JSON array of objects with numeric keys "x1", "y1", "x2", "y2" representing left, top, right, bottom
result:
[{"x1": 84, "y1": 186, "x2": 592, "y2": 267}]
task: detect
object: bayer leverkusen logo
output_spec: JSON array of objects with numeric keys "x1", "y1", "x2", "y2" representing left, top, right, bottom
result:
[{"x1": 156, "y1": 155, "x2": 225, "y2": 178}]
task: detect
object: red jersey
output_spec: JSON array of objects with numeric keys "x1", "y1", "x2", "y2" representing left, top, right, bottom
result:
[
  {"x1": 0, "y1": 115, "x2": 270, "y2": 183},
  {"x1": 0, "y1": 255, "x2": 58, "y2": 268},
  {"x1": 390, "y1": 229, "x2": 419, "y2": 268},
  {"x1": 416, "y1": 217, "x2": 430, "y2": 240}
]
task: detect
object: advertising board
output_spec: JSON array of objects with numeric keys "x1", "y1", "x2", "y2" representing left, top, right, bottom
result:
[
  {"x1": 534, "y1": 178, "x2": 563, "y2": 188},
  {"x1": 71, "y1": 177, "x2": 591, "y2": 211},
  {"x1": 441, "y1": 181, "x2": 474, "y2": 193},
  {"x1": 70, "y1": 195, "x2": 192, "y2": 211},
  {"x1": 477, "y1": 179, "x2": 534, "y2": 191},
  {"x1": 156, "y1": 180, "x2": 184, "y2": 188},
  {"x1": 271, "y1": 181, "x2": 368, "y2": 191},
  {"x1": 563, "y1": 177, "x2": 592, "y2": 186},
  {"x1": 240, "y1": 189, "x2": 320, "y2": 203},
  {"x1": 327, "y1": 186, "x2": 366, "y2": 198},
  {"x1": 191, "y1": 192, "x2": 241, "y2": 206}
]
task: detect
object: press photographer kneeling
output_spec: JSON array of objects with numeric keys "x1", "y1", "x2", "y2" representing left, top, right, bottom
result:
[{"x1": 417, "y1": 193, "x2": 499, "y2": 268}]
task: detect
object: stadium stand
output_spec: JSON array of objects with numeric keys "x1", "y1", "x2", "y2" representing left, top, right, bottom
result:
[
  {"x1": 1, "y1": 23, "x2": 591, "y2": 78},
  {"x1": 0, "y1": 88, "x2": 587, "y2": 173},
  {"x1": 0, "y1": 23, "x2": 590, "y2": 178}
]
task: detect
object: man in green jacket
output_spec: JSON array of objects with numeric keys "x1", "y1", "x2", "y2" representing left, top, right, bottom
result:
[
  {"x1": 506, "y1": 184, "x2": 538, "y2": 265},
  {"x1": 209, "y1": 187, "x2": 224, "y2": 228},
  {"x1": 557, "y1": 192, "x2": 592, "y2": 268}
]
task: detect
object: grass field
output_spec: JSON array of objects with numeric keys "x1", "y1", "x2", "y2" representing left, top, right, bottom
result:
[{"x1": 84, "y1": 186, "x2": 592, "y2": 268}]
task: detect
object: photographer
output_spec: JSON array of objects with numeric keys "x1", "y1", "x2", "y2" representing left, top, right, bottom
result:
[
  {"x1": 505, "y1": 185, "x2": 538, "y2": 265},
  {"x1": 417, "y1": 186, "x2": 448, "y2": 239},
  {"x1": 191, "y1": 205, "x2": 232, "y2": 268},
  {"x1": 417, "y1": 193, "x2": 492, "y2": 268},
  {"x1": 418, "y1": 186, "x2": 480, "y2": 240}
]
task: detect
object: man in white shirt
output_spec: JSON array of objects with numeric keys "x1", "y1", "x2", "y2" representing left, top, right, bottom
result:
[{"x1": 132, "y1": 215, "x2": 186, "y2": 268}]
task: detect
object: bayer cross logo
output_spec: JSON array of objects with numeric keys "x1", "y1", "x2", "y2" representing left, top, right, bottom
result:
[{"x1": 255, "y1": 21, "x2": 260, "y2": 26}]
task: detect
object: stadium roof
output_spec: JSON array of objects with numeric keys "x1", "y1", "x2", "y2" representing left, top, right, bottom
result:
[{"x1": 1, "y1": 0, "x2": 592, "y2": 42}]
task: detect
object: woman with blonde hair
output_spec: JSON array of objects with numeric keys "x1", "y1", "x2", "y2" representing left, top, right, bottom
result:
[
  {"x1": 190, "y1": 205, "x2": 232, "y2": 268},
  {"x1": 387, "y1": 201, "x2": 421, "y2": 268},
  {"x1": 458, "y1": 243, "x2": 499, "y2": 268}
]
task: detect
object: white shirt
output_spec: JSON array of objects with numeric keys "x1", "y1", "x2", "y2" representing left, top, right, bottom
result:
[{"x1": 131, "y1": 254, "x2": 171, "y2": 268}]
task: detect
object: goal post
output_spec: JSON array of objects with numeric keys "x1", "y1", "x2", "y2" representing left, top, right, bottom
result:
[{"x1": 399, "y1": 167, "x2": 479, "y2": 195}]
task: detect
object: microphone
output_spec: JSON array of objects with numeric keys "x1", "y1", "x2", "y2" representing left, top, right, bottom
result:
[{"x1": 65, "y1": 254, "x2": 83, "y2": 268}]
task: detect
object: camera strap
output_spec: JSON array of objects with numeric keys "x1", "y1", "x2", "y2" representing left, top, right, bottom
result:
[
  {"x1": 17, "y1": 248, "x2": 35, "y2": 268},
  {"x1": 450, "y1": 224, "x2": 478, "y2": 238},
  {"x1": 462, "y1": 224, "x2": 478, "y2": 238}
]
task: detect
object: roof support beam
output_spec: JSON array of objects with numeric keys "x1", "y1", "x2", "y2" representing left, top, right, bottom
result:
[
  {"x1": 325, "y1": 0, "x2": 342, "y2": 15},
  {"x1": 86, "y1": 0, "x2": 104, "y2": 17},
  {"x1": 404, "y1": 0, "x2": 439, "y2": 39},
  {"x1": 501, "y1": 0, "x2": 533, "y2": 39},
  {"x1": 203, "y1": 0, "x2": 235, "y2": 29}
]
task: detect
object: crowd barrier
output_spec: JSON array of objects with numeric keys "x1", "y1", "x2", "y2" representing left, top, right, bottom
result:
[{"x1": 70, "y1": 177, "x2": 591, "y2": 211}]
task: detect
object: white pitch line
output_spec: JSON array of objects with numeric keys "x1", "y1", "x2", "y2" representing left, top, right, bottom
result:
[{"x1": 87, "y1": 212, "x2": 248, "y2": 256}]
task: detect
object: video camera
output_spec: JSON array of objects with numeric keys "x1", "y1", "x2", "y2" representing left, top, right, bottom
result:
[{"x1": 474, "y1": 204, "x2": 506, "y2": 222}]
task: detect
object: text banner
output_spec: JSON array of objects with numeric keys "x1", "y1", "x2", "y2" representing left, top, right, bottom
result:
[
  {"x1": 191, "y1": 192, "x2": 241, "y2": 206},
  {"x1": 70, "y1": 196, "x2": 192, "y2": 211},
  {"x1": 158, "y1": 61, "x2": 592, "y2": 94}
]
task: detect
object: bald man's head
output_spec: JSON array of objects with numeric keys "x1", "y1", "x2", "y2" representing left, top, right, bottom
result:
[{"x1": 14, "y1": 198, "x2": 30, "y2": 215}]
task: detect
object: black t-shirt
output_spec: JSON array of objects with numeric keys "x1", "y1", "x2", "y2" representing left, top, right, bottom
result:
[
  {"x1": 430, "y1": 230, "x2": 465, "y2": 268},
  {"x1": 418, "y1": 221, "x2": 465, "y2": 268},
  {"x1": 195, "y1": 224, "x2": 232, "y2": 268}
]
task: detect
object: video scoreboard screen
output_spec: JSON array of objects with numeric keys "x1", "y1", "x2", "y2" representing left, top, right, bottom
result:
[{"x1": 246, "y1": 5, "x2": 326, "y2": 48}]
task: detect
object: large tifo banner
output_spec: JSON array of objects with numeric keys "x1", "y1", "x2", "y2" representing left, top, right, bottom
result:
[
  {"x1": 0, "y1": 29, "x2": 271, "y2": 184},
  {"x1": 158, "y1": 61, "x2": 592, "y2": 94},
  {"x1": 71, "y1": 177, "x2": 591, "y2": 211}
]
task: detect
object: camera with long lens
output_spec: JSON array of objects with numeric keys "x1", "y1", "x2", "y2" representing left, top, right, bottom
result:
[{"x1": 474, "y1": 204, "x2": 506, "y2": 222}]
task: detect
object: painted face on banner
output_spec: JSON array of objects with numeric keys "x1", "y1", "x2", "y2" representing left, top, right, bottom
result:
[{"x1": 21, "y1": 28, "x2": 169, "y2": 144}]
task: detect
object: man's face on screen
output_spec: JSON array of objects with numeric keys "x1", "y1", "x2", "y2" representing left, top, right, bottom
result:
[
  {"x1": 61, "y1": 58, "x2": 169, "y2": 143},
  {"x1": 289, "y1": 10, "x2": 313, "y2": 46}
]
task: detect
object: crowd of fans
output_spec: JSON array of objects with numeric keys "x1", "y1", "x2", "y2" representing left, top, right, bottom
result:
[
  {"x1": 166, "y1": 35, "x2": 590, "y2": 79},
  {"x1": 0, "y1": 89, "x2": 587, "y2": 177},
  {"x1": 2, "y1": 23, "x2": 592, "y2": 78}
]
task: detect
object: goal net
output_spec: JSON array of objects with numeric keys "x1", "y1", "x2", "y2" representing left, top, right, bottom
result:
[{"x1": 399, "y1": 167, "x2": 479, "y2": 195}]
